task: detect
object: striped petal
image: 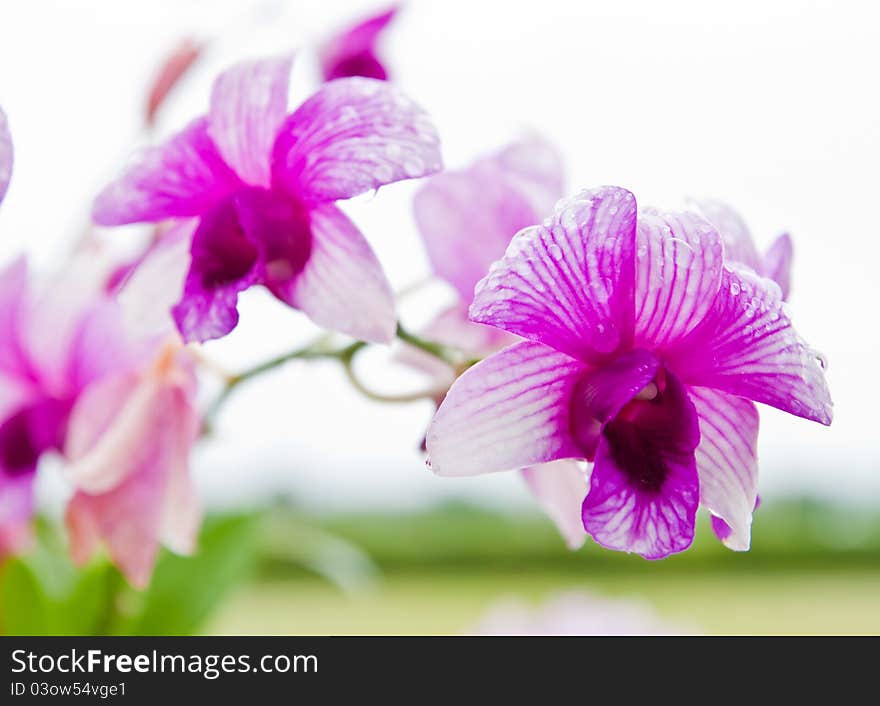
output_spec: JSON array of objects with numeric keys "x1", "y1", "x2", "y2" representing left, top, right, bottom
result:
[
  {"x1": 581, "y1": 369, "x2": 700, "y2": 559},
  {"x1": 633, "y1": 209, "x2": 723, "y2": 349},
  {"x1": 208, "y1": 55, "x2": 293, "y2": 188},
  {"x1": 271, "y1": 77, "x2": 441, "y2": 203},
  {"x1": 690, "y1": 199, "x2": 761, "y2": 271},
  {"x1": 666, "y1": 266, "x2": 832, "y2": 424},
  {"x1": 92, "y1": 117, "x2": 241, "y2": 226},
  {"x1": 288, "y1": 204, "x2": 396, "y2": 343},
  {"x1": 689, "y1": 386, "x2": 759, "y2": 551},
  {"x1": 470, "y1": 187, "x2": 637, "y2": 364},
  {"x1": 762, "y1": 232, "x2": 793, "y2": 300},
  {"x1": 426, "y1": 341, "x2": 587, "y2": 477}
]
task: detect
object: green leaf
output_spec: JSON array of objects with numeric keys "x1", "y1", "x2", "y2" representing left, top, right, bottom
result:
[{"x1": 119, "y1": 513, "x2": 260, "y2": 635}]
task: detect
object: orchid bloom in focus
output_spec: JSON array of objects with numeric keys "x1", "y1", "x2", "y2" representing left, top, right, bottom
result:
[
  {"x1": 93, "y1": 54, "x2": 442, "y2": 344},
  {"x1": 0, "y1": 246, "x2": 201, "y2": 586},
  {"x1": 319, "y1": 6, "x2": 398, "y2": 82},
  {"x1": 410, "y1": 137, "x2": 589, "y2": 548},
  {"x1": 427, "y1": 186, "x2": 832, "y2": 558}
]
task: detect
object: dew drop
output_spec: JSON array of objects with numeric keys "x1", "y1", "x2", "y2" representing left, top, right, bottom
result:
[{"x1": 548, "y1": 243, "x2": 564, "y2": 261}]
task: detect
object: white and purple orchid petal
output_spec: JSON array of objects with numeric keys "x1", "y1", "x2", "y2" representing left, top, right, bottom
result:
[
  {"x1": 286, "y1": 203, "x2": 396, "y2": 343},
  {"x1": 762, "y1": 232, "x2": 793, "y2": 300},
  {"x1": 171, "y1": 200, "x2": 261, "y2": 343},
  {"x1": 690, "y1": 199, "x2": 761, "y2": 271},
  {"x1": 667, "y1": 266, "x2": 832, "y2": 424},
  {"x1": 581, "y1": 369, "x2": 700, "y2": 559},
  {"x1": 688, "y1": 386, "x2": 759, "y2": 551},
  {"x1": 116, "y1": 221, "x2": 196, "y2": 341},
  {"x1": 426, "y1": 341, "x2": 587, "y2": 477},
  {"x1": 93, "y1": 117, "x2": 241, "y2": 226},
  {"x1": 271, "y1": 77, "x2": 442, "y2": 203},
  {"x1": 521, "y1": 460, "x2": 588, "y2": 549},
  {"x1": 470, "y1": 187, "x2": 637, "y2": 364},
  {"x1": 208, "y1": 55, "x2": 293, "y2": 188},
  {"x1": 320, "y1": 6, "x2": 398, "y2": 82},
  {"x1": 711, "y1": 495, "x2": 761, "y2": 545},
  {"x1": 414, "y1": 137, "x2": 562, "y2": 302},
  {"x1": 634, "y1": 209, "x2": 723, "y2": 350},
  {"x1": 0, "y1": 106, "x2": 12, "y2": 206}
]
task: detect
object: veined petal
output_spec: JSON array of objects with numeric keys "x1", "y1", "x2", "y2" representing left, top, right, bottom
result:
[
  {"x1": 208, "y1": 55, "x2": 293, "y2": 188},
  {"x1": 689, "y1": 386, "x2": 759, "y2": 551},
  {"x1": 426, "y1": 341, "x2": 587, "y2": 477},
  {"x1": 581, "y1": 369, "x2": 700, "y2": 559},
  {"x1": 470, "y1": 186, "x2": 637, "y2": 364},
  {"x1": 414, "y1": 137, "x2": 562, "y2": 302},
  {"x1": 521, "y1": 460, "x2": 587, "y2": 549},
  {"x1": 271, "y1": 77, "x2": 441, "y2": 203},
  {"x1": 320, "y1": 6, "x2": 398, "y2": 81},
  {"x1": 634, "y1": 209, "x2": 723, "y2": 349},
  {"x1": 666, "y1": 266, "x2": 832, "y2": 424},
  {"x1": 0, "y1": 106, "x2": 12, "y2": 205},
  {"x1": 172, "y1": 199, "x2": 260, "y2": 343},
  {"x1": 93, "y1": 117, "x2": 241, "y2": 226},
  {"x1": 690, "y1": 199, "x2": 761, "y2": 271},
  {"x1": 288, "y1": 203, "x2": 396, "y2": 343},
  {"x1": 763, "y1": 232, "x2": 793, "y2": 300}
]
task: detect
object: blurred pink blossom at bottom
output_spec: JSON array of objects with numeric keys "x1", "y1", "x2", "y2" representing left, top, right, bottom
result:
[{"x1": 469, "y1": 592, "x2": 695, "y2": 636}]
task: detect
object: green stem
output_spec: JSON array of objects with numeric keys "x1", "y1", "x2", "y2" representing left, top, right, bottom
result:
[{"x1": 395, "y1": 323, "x2": 458, "y2": 367}]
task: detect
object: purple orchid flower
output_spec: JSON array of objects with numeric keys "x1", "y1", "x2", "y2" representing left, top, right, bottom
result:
[
  {"x1": 0, "y1": 248, "x2": 201, "y2": 586},
  {"x1": 319, "y1": 6, "x2": 398, "y2": 82},
  {"x1": 410, "y1": 137, "x2": 591, "y2": 548},
  {"x1": 93, "y1": 55, "x2": 442, "y2": 344},
  {"x1": 692, "y1": 199, "x2": 793, "y2": 300},
  {"x1": 426, "y1": 186, "x2": 832, "y2": 558}
]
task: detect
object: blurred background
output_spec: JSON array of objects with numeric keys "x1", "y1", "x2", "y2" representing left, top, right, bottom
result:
[{"x1": 0, "y1": 0, "x2": 878, "y2": 634}]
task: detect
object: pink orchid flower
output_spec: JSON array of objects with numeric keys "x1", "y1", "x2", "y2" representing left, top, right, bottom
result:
[
  {"x1": 692, "y1": 199, "x2": 793, "y2": 300},
  {"x1": 0, "y1": 249, "x2": 200, "y2": 586},
  {"x1": 427, "y1": 186, "x2": 832, "y2": 559},
  {"x1": 411, "y1": 137, "x2": 589, "y2": 548},
  {"x1": 93, "y1": 55, "x2": 442, "y2": 344},
  {"x1": 319, "y1": 6, "x2": 398, "y2": 82}
]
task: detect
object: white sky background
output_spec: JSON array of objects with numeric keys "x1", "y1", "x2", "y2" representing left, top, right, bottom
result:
[{"x1": 0, "y1": 0, "x2": 877, "y2": 511}]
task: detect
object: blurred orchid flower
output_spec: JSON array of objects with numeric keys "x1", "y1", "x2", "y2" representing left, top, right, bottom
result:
[
  {"x1": 145, "y1": 38, "x2": 204, "y2": 128},
  {"x1": 0, "y1": 247, "x2": 201, "y2": 586},
  {"x1": 94, "y1": 55, "x2": 442, "y2": 344},
  {"x1": 471, "y1": 592, "x2": 694, "y2": 636},
  {"x1": 319, "y1": 6, "x2": 398, "y2": 82},
  {"x1": 691, "y1": 199, "x2": 793, "y2": 299},
  {"x1": 427, "y1": 186, "x2": 832, "y2": 559},
  {"x1": 410, "y1": 137, "x2": 589, "y2": 548}
]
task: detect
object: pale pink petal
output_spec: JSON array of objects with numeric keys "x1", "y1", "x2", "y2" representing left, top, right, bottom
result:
[
  {"x1": 688, "y1": 386, "x2": 759, "y2": 551},
  {"x1": 208, "y1": 55, "x2": 293, "y2": 188},
  {"x1": 470, "y1": 187, "x2": 637, "y2": 363},
  {"x1": 0, "y1": 106, "x2": 12, "y2": 205},
  {"x1": 521, "y1": 460, "x2": 587, "y2": 549},
  {"x1": 414, "y1": 137, "x2": 562, "y2": 302},
  {"x1": 581, "y1": 370, "x2": 700, "y2": 559},
  {"x1": 116, "y1": 221, "x2": 196, "y2": 341},
  {"x1": 288, "y1": 203, "x2": 396, "y2": 343},
  {"x1": 271, "y1": 78, "x2": 442, "y2": 203},
  {"x1": 666, "y1": 266, "x2": 832, "y2": 424},
  {"x1": 145, "y1": 38, "x2": 204, "y2": 127},
  {"x1": 762, "y1": 232, "x2": 793, "y2": 300},
  {"x1": 426, "y1": 341, "x2": 587, "y2": 477},
  {"x1": 690, "y1": 199, "x2": 761, "y2": 271},
  {"x1": 634, "y1": 209, "x2": 723, "y2": 349},
  {"x1": 92, "y1": 117, "x2": 241, "y2": 226}
]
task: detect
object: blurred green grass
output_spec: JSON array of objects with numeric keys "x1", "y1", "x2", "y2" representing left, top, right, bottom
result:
[{"x1": 209, "y1": 499, "x2": 880, "y2": 635}]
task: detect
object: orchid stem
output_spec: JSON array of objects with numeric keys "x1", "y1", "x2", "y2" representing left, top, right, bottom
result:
[{"x1": 394, "y1": 323, "x2": 458, "y2": 367}]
